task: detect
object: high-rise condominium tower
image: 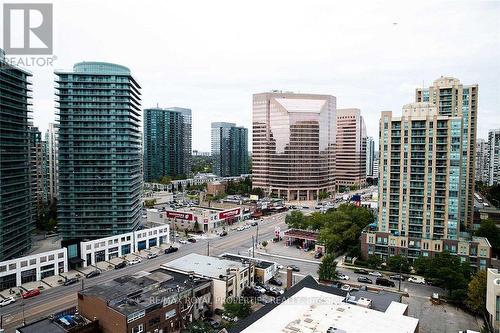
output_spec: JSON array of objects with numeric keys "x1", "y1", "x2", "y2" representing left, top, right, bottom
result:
[
  {"x1": 366, "y1": 137, "x2": 375, "y2": 178},
  {"x1": 336, "y1": 108, "x2": 366, "y2": 189},
  {"x1": 29, "y1": 126, "x2": 47, "y2": 222},
  {"x1": 476, "y1": 138, "x2": 489, "y2": 183},
  {"x1": 416, "y1": 76, "x2": 478, "y2": 230},
  {"x1": 211, "y1": 122, "x2": 249, "y2": 177},
  {"x1": 143, "y1": 107, "x2": 192, "y2": 181},
  {"x1": 45, "y1": 122, "x2": 59, "y2": 203},
  {"x1": 488, "y1": 129, "x2": 500, "y2": 186},
  {"x1": 55, "y1": 62, "x2": 142, "y2": 246},
  {"x1": 362, "y1": 102, "x2": 490, "y2": 268},
  {"x1": 252, "y1": 91, "x2": 336, "y2": 200},
  {"x1": 0, "y1": 49, "x2": 34, "y2": 260}
]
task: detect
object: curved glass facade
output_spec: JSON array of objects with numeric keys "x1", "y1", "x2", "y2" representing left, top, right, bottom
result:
[{"x1": 55, "y1": 62, "x2": 142, "y2": 240}]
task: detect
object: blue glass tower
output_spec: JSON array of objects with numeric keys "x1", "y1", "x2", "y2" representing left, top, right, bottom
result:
[{"x1": 55, "y1": 62, "x2": 142, "y2": 242}]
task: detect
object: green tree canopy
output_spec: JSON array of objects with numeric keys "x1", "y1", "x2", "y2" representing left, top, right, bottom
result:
[
  {"x1": 386, "y1": 255, "x2": 411, "y2": 273},
  {"x1": 318, "y1": 254, "x2": 338, "y2": 281},
  {"x1": 223, "y1": 297, "x2": 252, "y2": 319},
  {"x1": 285, "y1": 210, "x2": 307, "y2": 229},
  {"x1": 475, "y1": 219, "x2": 500, "y2": 256},
  {"x1": 466, "y1": 269, "x2": 487, "y2": 314}
]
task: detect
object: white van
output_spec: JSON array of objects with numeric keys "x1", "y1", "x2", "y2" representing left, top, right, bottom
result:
[{"x1": 408, "y1": 276, "x2": 426, "y2": 284}]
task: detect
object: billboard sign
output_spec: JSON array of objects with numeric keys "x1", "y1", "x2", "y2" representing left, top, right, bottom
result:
[{"x1": 219, "y1": 208, "x2": 241, "y2": 219}]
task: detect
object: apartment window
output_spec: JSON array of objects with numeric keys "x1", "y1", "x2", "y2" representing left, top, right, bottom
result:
[
  {"x1": 48, "y1": 255, "x2": 55, "y2": 261},
  {"x1": 131, "y1": 324, "x2": 144, "y2": 333},
  {"x1": 58, "y1": 252, "x2": 64, "y2": 259},
  {"x1": 30, "y1": 259, "x2": 36, "y2": 265},
  {"x1": 165, "y1": 309, "x2": 176, "y2": 320},
  {"x1": 9, "y1": 263, "x2": 16, "y2": 270},
  {"x1": 40, "y1": 256, "x2": 47, "y2": 263},
  {"x1": 0, "y1": 266, "x2": 6, "y2": 273},
  {"x1": 86, "y1": 244, "x2": 91, "y2": 251},
  {"x1": 21, "y1": 261, "x2": 28, "y2": 268}
]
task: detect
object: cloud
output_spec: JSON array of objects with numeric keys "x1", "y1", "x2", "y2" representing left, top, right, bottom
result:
[{"x1": 5, "y1": 0, "x2": 499, "y2": 150}]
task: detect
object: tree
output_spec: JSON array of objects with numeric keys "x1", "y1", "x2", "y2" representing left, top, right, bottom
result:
[
  {"x1": 184, "y1": 320, "x2": 214, "y2": 333},
  {"x1": 367, "y1": 255, "x2": 382, "y2": 269},
  {"x1": 261, "y1": 240, "x2": 268, "y2": 251},
  {"x1": 466, "y1": 270, "x2": 487, "y2": 314},
  {"x1": 285, "y1": 210, "x2": 307, "y2": 229},
  {"x1": 159, "y1": 176, "x2": 172, "y2": 184},
  {"x1": 386, "y1": 255, "x2": 411, "y2": 273},
  {"x1": 318, "y1": 191, "x2": 329, "y2": 200},
  {"x1": 193, "y1": 221, "x2": 200, "y2": 232},
  {"x1": 475, "y1": 219, "x2": 500, "y2": 256},
  {"x1": 250, "y1": 187, "x2": 264, "y2": 198},
  {"x1": 223, "y1": 297, "x2": 252, "y2": 319},
  {"x1": 318, "y1": 254, "x2": 338, "y2": 281},
  {"x1": 144, "y1": 199, "x2": 156, "y2": 208}
]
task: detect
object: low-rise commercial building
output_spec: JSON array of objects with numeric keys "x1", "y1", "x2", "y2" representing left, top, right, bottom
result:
[
  {"x1": 207, "y1": 181, "x2": 226, "y2": 196},
  {"x1": 78, "y1": 269, "x2": 211, "y2": 333},
  {"x1": 220, "y1": 253, "x2": 277, "y2": 283},
  {"x1": 0, "y1": 248, "x2": 67, "y2": 290},
  {"x1": 79, "y1": 225, "x2": 169, "y2": 267},
  {"x1": 147, "y1": 207, "x2": 242, "y2": 233},
  {"x1": 230, "y1": 275, "x2": 419, "y2": 333},
  {"x1": 16, "y1": 307, "x2": 99, "y2": 333},
  {"x1": 361, "y1": 231, "x2": 491, "y2": 269},
  {"x1": 162, "y1": 253, "x2": 254, "y2": 309}
]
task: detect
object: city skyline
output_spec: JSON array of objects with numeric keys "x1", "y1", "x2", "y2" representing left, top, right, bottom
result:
[{"x1": 7, "y1": 0, "x2": 499, "y2": 151}]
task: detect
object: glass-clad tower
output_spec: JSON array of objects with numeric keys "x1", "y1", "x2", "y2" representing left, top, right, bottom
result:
[
  {"x1": 0, "y1": 49, "x2": 34, "y2": 260},
  {"x1": 143, "y1": 107, "x2": 192, "y2": 181},
  {"x1": 55, "y1": 62, "x2": 142, "y2": 243},
  {"x1": 211, "y1": 122, "x2": 249, "y2": 177}
]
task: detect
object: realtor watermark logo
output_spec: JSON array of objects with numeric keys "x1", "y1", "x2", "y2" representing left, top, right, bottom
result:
[{"x1": 2, "y1": 3, "x2": 55, "y2": 66}]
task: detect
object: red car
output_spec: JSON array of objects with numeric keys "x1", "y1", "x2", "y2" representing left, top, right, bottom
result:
[{"x1": 22, "y1": 289, "x2": 40, "y2": 299}]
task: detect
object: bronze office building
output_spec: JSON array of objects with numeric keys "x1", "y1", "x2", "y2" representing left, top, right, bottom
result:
[{"x1": 252, "y1": 91, "x2": 336, "y2": 201}]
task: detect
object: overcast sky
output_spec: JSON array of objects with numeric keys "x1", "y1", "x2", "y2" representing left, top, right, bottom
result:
[{"x1": 5, "y1": 0, "x2": 500, "y2": 151}]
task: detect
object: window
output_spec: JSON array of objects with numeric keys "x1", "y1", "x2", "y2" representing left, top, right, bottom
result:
[
  {"x1": 131, "y1": 324, "x2": 144, "y2": 333},
  {"x1": 48, "y1": 255, "x2": 54, "y2": 261},
  {"x1": 165, "y1": 309, "x2": 176, "y2": 320},
  {"x1": 58, "y1": 252, "x2": 64, "y2": 259}
]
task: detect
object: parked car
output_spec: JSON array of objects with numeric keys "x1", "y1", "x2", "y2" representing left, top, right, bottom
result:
[
  {"x1": 129, "y1": 257, "x2": 142, "y2": 265},
  {"x1": 337, "y1": 273, "x2": 350, "y2": 281},
  {"x1": 314, "y1": 252, "x2": 323, "y2": 259},
  {"x1": 376, "y1": 277, "x2": 395, "y2": 287},
  {"x1": 179, "y1": 239, "x2": 188, "y2": 244},
  {"x1": 214, "y1": 308, "x2": 224, "y2": 316},
  {"x1": 242, "y1": 287, "x2": 261, "y2": 297},
  {"x1": 357, "y1": 276, "x2": 373, "y2": 284},
  {"x1": 288, "y1": 265, "x2": 300, "y2": 272},
  {"x1": 276, "y1": 264, "x2": 284, "y2": 270},
  {"x1": 254, "y1": 285, "x2": 267, "y2": 294},
  {"x1": 354, "y1": 269, "x2": 369, "y2": 275},
  {"x1": 147, "y1": 252, "x2": 158, "y2": 259},
  {"x1": 221, "y1": 314, "x2": 238, "y2": 322},
  {"x1": 270, "y1": 286, "x2": 284, "y2": 295},
  {"x1": 251, "y1": 221, "x2": 258, "y2": 226},
  {"x1": 187, "y1": 238, "x2": 197, "y2": 243},
  {"x1": 203, "y1": 318, "x2": 220, "y2": 329},
  {"x1": 86, "y1": 270, "x2": 101, "y2": 278},
  {"x1": 369, "y1": 271, "x2": 382, "y2": 277},
  {"x1": 389, "y1": 274, "x2": 405, "y2": 281},
  {"x1": 269, "y1": 277, "x2": 283, "y2": 286},
  {"x1": 22, "y1": 289, "x2": 41, "y2": 299},
  {"x1": 115, "y1": 261, "x2": 127, "y2": 269},
  {"x1": 408, "y1": 276, "x2": 426, "y2": 284},
  {"x1": 63, "y1": 277, "x2": 79, "y2": 286},
  {"x1": 164, "y1": 246, "x2": 178, "y2": 254},
  {"x1": 0, "y1": 296, "x2": 16, "y2": 307},
  {"x1": 265, "y1": 288, "x2": 281, "y2": 297},
  {"x1": 219, "y1": 231, "x2": 228, "y2": 237},
  {"x1": 340, "y1": 284, "x2": 351, "y2": 292}
]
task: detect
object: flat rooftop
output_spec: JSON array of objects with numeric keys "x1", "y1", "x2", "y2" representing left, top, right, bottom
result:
[
  {"x1": 236, "y1": 287, "x2": 418, "y2": 333},
  {"x1": 79, "y1": 269, "x2": 209, "y2": 316},
  {"x1": 220, "y1": 253, "x2": 275, "y2": 269},
  {"x1": 17, "y1": 311, "x2": 96, "y2": 333},
  {"x1": 162, "y1": 253, "x2": 248, "y2": 279}
]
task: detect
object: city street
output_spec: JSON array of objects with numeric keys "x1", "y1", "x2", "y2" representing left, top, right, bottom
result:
[
  {"x1": 0, "y1": 209, "x2": 481, "y2": 333},
  {"x1": 0, "y1": 213, "x2": 287, "y2": 332}
]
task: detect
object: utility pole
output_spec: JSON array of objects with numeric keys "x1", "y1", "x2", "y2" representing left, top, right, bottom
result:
[
  {"x1": 207, "y1": 241, "x2": 210, "y2": 256},
  {"x1": 252, "y1": 235, "x2": 255, "y2": 258},
  {"x1": 256, "y1": 224, "x2": 259, "y2": 245}
]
